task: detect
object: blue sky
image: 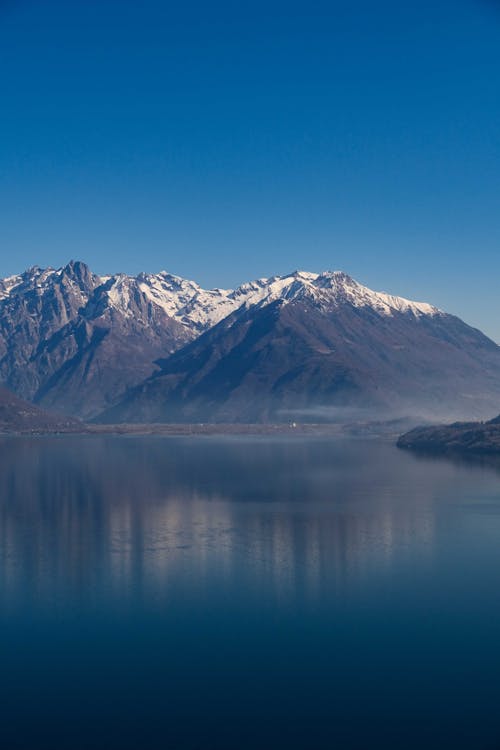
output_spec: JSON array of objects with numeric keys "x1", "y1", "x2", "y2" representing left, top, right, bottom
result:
[{"x1": 1, "y1": 0, "x2": 500, "y2": 338}]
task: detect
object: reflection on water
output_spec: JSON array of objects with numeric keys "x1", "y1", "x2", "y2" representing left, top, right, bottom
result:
[
  {"x1": 2, "y1": 435, "x2": 500, "y2": 749},
  {"x1": 0, "y1": 436, "x2": 443, "y2": 607}
]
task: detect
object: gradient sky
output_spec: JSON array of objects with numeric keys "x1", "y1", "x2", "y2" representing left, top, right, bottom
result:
[{"x1": 1, "y1": 0, "x2": 500, "y2": 338}]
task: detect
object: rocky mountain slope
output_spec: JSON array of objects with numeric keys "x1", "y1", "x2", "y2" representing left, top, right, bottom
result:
[
  {"x1": 0, "y1": 261, "x2": 219, "y2": 418},
  {"x1": 99, "y1": 271, "x2": 500, "y2": 424},
  {"x1": 1, "y1": 262, "x2": 500, "y2": 423}
]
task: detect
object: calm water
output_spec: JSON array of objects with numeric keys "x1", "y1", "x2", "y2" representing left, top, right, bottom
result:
[{"x1": 1, "y1": 435, "x2": 500, "y2": 749}]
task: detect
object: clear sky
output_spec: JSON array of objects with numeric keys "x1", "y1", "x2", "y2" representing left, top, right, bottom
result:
[{"x1": 1, "y1": 0, "x2": 499, "y2": 339}]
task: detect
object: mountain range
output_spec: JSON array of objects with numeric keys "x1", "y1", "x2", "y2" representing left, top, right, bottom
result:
[{"x1": 1, "y1": 261, "x2": 499, "y2": 423}]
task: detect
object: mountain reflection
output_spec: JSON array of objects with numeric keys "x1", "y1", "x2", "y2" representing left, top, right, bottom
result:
[{"x1": 0, "y1": 434, "x2": 486, "y2": 609}]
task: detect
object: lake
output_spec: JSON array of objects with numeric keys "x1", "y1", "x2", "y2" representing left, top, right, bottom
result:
[{"x1": 1, "y1": 435, "x2": 500, "y2": 749}]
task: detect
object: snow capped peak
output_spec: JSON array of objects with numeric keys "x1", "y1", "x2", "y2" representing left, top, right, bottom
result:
[
  {"x1": 105, "y1": 274, "x2": 135, "y2": 314},
  {"x1": 0, "y1": 263, "x2": 101, "y2": 301},
  {"x1": 0, "y1": 273, "x2": 23, "y2": 300},
  {"x1": 135, "y1": 272, "x2": 234, "y2": 329},
  {"x1": 0, "y1": 266, "x2": 60, "y2": 300},
  {"x1": 289, "y1": 270, "x2": 319, "y2": 281},
  {"x1": 225, "y1": 269, "x2": 440, "y2": 318},
  {"x1": 301, "y1": 271, "x2": 440, "y2": 316}
]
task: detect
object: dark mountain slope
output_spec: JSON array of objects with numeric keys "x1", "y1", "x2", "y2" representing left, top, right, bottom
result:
[
  {"x1": 397, "y1": 415, "x2": 500, "y2": 455},
  {"x1": 0, "y1": 386, "x2": 80, "y2": 432},
  {"x1": 99, "y1": 295, "x2": 500, "y2": 424}
]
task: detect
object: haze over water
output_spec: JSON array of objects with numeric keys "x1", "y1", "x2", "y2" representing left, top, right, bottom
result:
[{"x1": 1, "y1": 435, "x2": 500, "y2": 748}]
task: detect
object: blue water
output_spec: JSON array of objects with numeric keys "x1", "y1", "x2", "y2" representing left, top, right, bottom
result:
[{"x1": 1, "y1": 435, "x2": 500, "y2": 749}]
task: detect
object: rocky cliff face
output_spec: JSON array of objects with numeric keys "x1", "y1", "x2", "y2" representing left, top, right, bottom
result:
[{"x1": 0, "y1": 262, "x2": 192, "y2": 417}]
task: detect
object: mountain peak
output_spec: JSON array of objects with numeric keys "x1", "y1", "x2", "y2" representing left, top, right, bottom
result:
[
  {"x1": 62, "y1": 259, "x2": 90, "y2": 275},
  {"x1": 288, "y1": 270, "x2": 319, "y2": 281}
]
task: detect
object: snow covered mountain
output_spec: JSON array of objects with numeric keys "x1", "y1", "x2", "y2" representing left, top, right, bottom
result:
[
  {"x1": 137, "y1": 268, "x2": 440, "y2": 326},
  {"x1": 0, "y1": 261, "x2": 498, "y2": 421},
  {"x1": 0, "y1": 262, "x2": 191, "y2": 418}
]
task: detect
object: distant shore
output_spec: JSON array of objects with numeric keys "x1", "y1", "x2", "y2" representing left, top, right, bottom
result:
[
  {"x1": 397, "y1": 416, "x2": 500, "y2": 455},
  {"x1": 0, "y1": 417, "x2": 417, "y2": 438}
]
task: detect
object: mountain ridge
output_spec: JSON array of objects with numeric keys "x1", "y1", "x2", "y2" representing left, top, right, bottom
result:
[
  {"x1": 0, "y1": 260, "x2": 498, "y2": 422},
  {"x1": 0, "y1": 262, "x2": 442, "y2": 329}
]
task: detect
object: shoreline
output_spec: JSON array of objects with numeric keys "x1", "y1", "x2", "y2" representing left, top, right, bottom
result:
[{"x1": 0, "y1": 418, "x2": 417, "y2": 439}]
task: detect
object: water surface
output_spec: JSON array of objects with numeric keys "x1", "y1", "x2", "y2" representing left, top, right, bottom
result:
[{"x1": 1, "y1": 435, "x2": 500, "y2": 749}]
